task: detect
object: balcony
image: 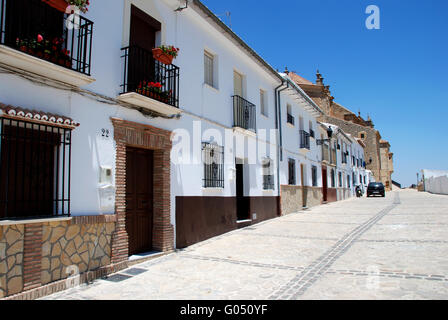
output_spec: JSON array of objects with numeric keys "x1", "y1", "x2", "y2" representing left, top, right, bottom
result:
[
  {"x1": 0, "y1": 0, "x2": 94, "y2": 86},
  {"x1": 118, "y1": 45, "x2": 180, "y2": 116},
  {"x1": 232, "y1": 95, "x2": 256, "y2": 133},
  {"x1": 299, "y1": 130, "x2": 310, "y2": 150}
]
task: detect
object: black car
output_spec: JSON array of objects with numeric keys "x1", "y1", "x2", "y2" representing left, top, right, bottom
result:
[{"x1": 367, "y1": 182, "x2": 385, "y2": 197}]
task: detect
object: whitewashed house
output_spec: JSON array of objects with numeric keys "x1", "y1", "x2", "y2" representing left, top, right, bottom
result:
[
  {"x1": 0, "y1": 0, "x2": 304, "y2": 298},
  {"x1": 277, "y1": 73, "x2": 325, "y2": 214}
]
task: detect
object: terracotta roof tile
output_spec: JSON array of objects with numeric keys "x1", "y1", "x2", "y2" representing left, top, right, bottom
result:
[
  {"x1": 288, "y1": 72, "x2": 314, "y2": 85},
  {"x1": 0, "y1": 103, "x2": 79, "y2": 128}
]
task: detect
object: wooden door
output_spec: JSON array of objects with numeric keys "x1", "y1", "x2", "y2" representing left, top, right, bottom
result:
[
  {"x1": 234, "y1": 71, "x2": 243, "y2": 97},
  {"x1": 126, "y1": 147, "x2": 154, "y2": 256},
  {"x1": 322, "y1": 166, "x2": 328, "y2": 202},
  {"x1": 128, "y1": 5, "x2": 161, "y2": 92}
]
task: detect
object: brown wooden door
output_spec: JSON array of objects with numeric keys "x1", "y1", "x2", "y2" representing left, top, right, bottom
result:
[
  {"x1": 128, "y1": 5, "x2": 162, "y2": 92},
  {"x1": 126, "y1": 147, "x2": 154, "y2": 256},
  {"x1": 322, "y1": 166, "x2": 328, "y2": 202}
]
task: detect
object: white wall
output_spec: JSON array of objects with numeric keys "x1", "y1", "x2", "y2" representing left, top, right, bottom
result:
[{"x1": 425, "y1": 176, "x2": 448, "y2": 195}]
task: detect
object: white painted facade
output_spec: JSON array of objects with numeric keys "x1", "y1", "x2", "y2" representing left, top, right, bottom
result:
[{"x1": 0, "y1": 0, "x2": 296, "y2": 245}]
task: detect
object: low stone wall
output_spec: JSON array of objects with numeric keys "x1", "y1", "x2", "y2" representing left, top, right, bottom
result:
[
  {"x1": 0, "y1": 215, "x2": 116, "y2": 299},
  {"x1": 0, "y1": 225, "x2": 24, "y2": 297},
  {"x1": 280, "y1": 185, "x2": 304, "y2": 215},
  {"x1": 336, "y1": 188, "x2": 352, "y2": 201}
]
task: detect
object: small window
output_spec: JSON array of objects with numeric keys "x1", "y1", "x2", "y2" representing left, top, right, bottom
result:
[
  {"x1": 288, "y1": 158, "x2": 296, "y2": 185},
  {"x1": 262, "y1": 158, "x2": 274, "y2": 190},
  {"x1": 338, "y1": 172, "x2": 342, "y2": 187},
  {"x1": 286, "y1": 104, "x2": 294, "y2": 125},
  {"x1": 311, "y1": 166, "x2": 318, "y2": 187},
  {"x1": 260, "y1": 89, "x2": 268, "y2": 117},
  {"x1": 347, "y1": 175, "x2": 351, "y2": 188},
  {"x1": 202, "y1": 142, "x2": 224, "y2": 188},
  {"x1": 204, "y1": 51, "x2": 214, "y2": 87}
]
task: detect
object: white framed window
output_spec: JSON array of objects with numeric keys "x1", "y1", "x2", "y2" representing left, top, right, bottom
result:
[
  {"x1": 204, "y1": 51, "x2": 215, "y2": 87},
  {"x1": 260, "y1": 89, "x2": 268, "y2": 117}
]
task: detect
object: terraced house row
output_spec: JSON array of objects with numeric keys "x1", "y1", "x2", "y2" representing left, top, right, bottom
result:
[{"x1": 0, "y1": 0, "x2": 391, "y2": 299}]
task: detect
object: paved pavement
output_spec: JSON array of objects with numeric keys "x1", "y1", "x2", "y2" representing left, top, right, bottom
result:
[{"x1": 42, "y1": 189, "x2": 448, "y2": 300}]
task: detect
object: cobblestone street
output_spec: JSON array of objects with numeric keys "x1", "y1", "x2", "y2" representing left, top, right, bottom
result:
[{"x1": 43, "y1": 189, "x2": 448, "y2": 300}]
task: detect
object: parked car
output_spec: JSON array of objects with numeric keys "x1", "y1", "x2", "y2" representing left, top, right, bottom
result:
[{"x1": 367, "y1": 182, "x2": 385, "y2": 197}]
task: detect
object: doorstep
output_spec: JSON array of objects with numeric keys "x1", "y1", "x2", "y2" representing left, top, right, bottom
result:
[{"x1": 127, "y1": 250, "x2": 173, "y2": 267}]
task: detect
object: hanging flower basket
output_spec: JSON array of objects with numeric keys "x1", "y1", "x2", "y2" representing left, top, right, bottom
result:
[
  {"x1": 41, "y1": 0, "x2": 90, "y2": 13},
  {"x1": 41, "y1": 0, "x2": 68, "y2": 12},
  {"x1": 152, "y1": 45, "x2": 179, "y2": 65}
]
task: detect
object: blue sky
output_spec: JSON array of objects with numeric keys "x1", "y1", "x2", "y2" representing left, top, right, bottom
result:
[{"x1": 202, "y1": 0, "x2": 448, "y2": 187}]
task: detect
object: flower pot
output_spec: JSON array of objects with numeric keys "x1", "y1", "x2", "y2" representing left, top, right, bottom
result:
[
  {"x1": 152, "y1": 48, "x2": 174, "y2": 65},
  {"x1": 20, "y1": 46, "x2": 28, "y2": 53},
  {"x1": 66, "y1": 60, "x2": 72, "y2": 68},
  {"x1": 41, "y1": 0, "x2": 68, "y2": 13}
]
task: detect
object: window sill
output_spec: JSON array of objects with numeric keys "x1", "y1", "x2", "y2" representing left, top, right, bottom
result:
[
  {"x1": 0, "y1": 216, "x2": 72, "y2": 226},
  {"x1": 260, "y1": 113, "x2": 269, "y2": 119},
  {"x1": 203, "y1": 82, "x2": 219, "y2": 92},
  {"x1": 286, "y1": 123, "x2": 295, "y2": 128}
]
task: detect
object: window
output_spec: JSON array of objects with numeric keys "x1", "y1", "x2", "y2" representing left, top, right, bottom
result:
[
  {"x1": 288, "y1": 158, "x2": 296, "y2": 185},
  {"x1": 260, "y1": 89, "x2": 268, "y2": 117},
  {"x1": 262, "y1": 158, "x2": 274, "y2": 190},
  {"x1": 0, "y1": 115, "x2": 74, "y2": 220},
  {"x1": 286, "y1": 104, "x2": 294, "y2": 125},
  {"x1": 300, "y1": 130, "x2": 310, "y2": 149},
  {"x1": 363, "y1": 175, "x2": 366, "y2": 184},
  {"x1": 352, "y1": 174, "x2": 356, "y2": 186},
  {"x1": 202, "y1": 142, "x2": 224, "y2": 188},
  {"x1": 309, "y1": 121, "x2": 314, "y2": 138},
  {"x1": 331, "y1": 169, "x2": 335, "y2": 188},
  {"x1": 204, "y1": 51, "x2": 214, "y2": 87},
  {"x1": 312, "y1": 166, "x2": 318, "y2": 187},
  {"x1": 338, "y1": 172, "x2": 342, "y2": 187},
  {"x1": 347, "y1": 175, "x2": 351, "y2": 188}
]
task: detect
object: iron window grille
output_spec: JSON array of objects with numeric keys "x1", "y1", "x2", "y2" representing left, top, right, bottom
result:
[
  {"x1": 0, "y1": 0, "x2": 93, "y2": 75},
  {"x1": 121, "y1": 45, "x2": 180, "y2": 108},
  {"x1": 202, "y1": 142, "x2": 224, "y2": 188},
  {"x1": 232, "y1": 95, "x2": 256, "y2": 132},
  {"x1": 288, "y1": 158, "x2": 296, "y2": 185},
  {"x1": 0, "y1": 117, "x2": 73, "y2": 220},
  {"x1": 262, "y1": 158, "x2": 274, "y2": 190},
  {"x1": 311, "y1": 166, "x2": 318, "y2": 187},
  {"x1": 299, "y1": 130, "x2": 310, "y2": 150},
  {"x1": 347, "y1": 175, "x2": 351, "y2": 188}
]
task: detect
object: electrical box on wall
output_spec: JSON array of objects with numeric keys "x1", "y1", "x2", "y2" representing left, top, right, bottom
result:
[{"x1": 99, "y1": 166, "x2": 113, "y2": 185}]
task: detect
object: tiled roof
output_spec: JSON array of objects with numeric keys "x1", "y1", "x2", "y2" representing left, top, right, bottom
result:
[
  {"x1": 0, "y1": 103, "x2": 79, "y2": 128},
  {"x1": 288, "y1": 72, "x2": 314, "y2": 85}
]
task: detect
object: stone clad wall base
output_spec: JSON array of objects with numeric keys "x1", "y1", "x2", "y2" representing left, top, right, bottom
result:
[
  {"x1": 280, "y1": 185, "x2": 304, "y2": 215},
  {"x1": 305, "y1": 186, "x2": 323, "y2": 208},
  {"x1": 0, "y1": 215, "x2": 118, "y2": 299}
]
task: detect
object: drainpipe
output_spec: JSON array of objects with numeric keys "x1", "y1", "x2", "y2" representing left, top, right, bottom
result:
[{"x1": 274, "y1": 80, "x2": 288, "y2": 199}]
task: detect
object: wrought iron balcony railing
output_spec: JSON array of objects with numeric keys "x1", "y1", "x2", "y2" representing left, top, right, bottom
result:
[
  {"x1": 0, "y1": 0, "x2": 93, "y2": 75},
  {"x1": 300, "y1": 130, "x2": 310, "y2": 150},
  {"x1": 232, "y1": 95, "x2": 256, "y2": 132},
  {"x1": 121, "y1": 45, "x2": 180, "y2": 108}
]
